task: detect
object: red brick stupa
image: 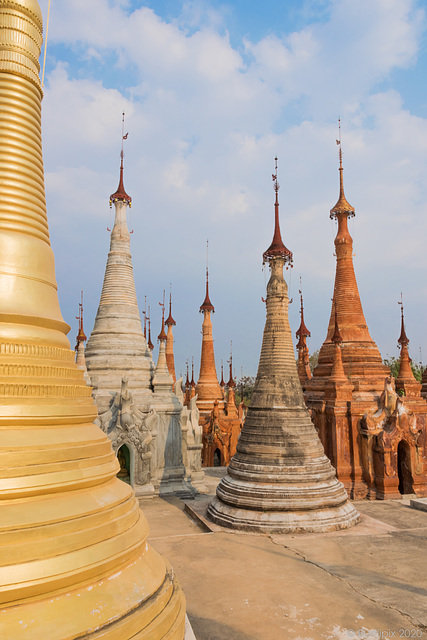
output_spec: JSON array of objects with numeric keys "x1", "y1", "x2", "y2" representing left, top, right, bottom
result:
[
  {"x1": 195, "y1": 250, "x2": 242, "y2": 466},
  {"x1": 305, "y1": 124, "x2": 427, "y2": 499}
]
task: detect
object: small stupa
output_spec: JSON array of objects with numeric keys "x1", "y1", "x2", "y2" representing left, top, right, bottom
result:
[
  {"x1": 207, "y1": 159, "x2": 359, "y2": 533},
  {"x1": 74, "y1": 290, "x2": 90, "y2": 383},
  {"x1": 296, "y1": 285, "x2": 312, "y2": 388},
  {"x1": 165, "y1": 288, "x2": 177, "y2": 382}
]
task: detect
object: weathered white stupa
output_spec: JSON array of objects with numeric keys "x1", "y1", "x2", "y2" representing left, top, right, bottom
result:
[
  {"x1": 85, "y1": 134, "x2": 203, "y2": 496},
  {"x1": 207, "y1": 160, "x2": 359, "y2": 532}
]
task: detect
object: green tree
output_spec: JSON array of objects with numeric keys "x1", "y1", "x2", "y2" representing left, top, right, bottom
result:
[
  {"x1": 309, "y1": 349, "x2": 319, "y2": 373},
  {"x1": 383, "y1": 355, "x2": 424, "y2": 383},
  {"x1": 235, "y1": 375, "x2": 256, "y2": 406}
]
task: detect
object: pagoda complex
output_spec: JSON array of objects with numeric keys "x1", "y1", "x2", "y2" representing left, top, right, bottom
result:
[
  {"x1": 194, "y1": 265, "x2": 243, "y2": 466},
  {"x1": 84, "y1": 124, "x2": 202, "y2": 496},
  {"x1": 207, "y1": 160, "x2": 358, "y2": 533},
  {"x1": 0, "y1": 0, "x2": 186, "y2": 636},
  {"x1": 304, "y1": 129, "x2": 427, "y2": 499}
]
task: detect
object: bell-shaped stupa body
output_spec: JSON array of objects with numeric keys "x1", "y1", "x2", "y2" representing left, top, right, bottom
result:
[
  {"x1": 0, "y1": 1, "x2": 185, "y2": 637},
  {"x1": 207, "y1": 163, "x2": 359, "y2": 533}
]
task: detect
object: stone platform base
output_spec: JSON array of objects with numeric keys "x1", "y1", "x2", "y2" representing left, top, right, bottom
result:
[
  {"x1": 410, "y1": 497, "x2": 427, "y2": 513},
  {"x1": 207, "y1": 496, "x2": 359, "y2": 534}
]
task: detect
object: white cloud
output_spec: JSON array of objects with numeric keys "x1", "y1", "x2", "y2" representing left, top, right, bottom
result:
[{"x1": 37, "y1": 0, "x2": 427, "y2": 374}]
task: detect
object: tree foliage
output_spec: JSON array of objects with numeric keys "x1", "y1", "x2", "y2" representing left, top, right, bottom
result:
[
  {"x1": 383, "y1": 355, "x2": 424, "y2": 382},
  {"x1": 235, "y1": 375, "x2": 256, "y2": 406},
  {"x1": 309, "y1": 349, "x2": 319, "y2": 373}
]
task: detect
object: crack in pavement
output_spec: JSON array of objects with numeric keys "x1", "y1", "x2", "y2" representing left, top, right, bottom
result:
[{"x1": 268, "y1": 535, "x2": 426, "y2": 632}]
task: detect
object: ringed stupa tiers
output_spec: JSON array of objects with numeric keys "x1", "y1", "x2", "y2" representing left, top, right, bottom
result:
[
  {"x1": 85, "y1": 127, "x2": 153, "y2": 405},
  {"x1": 0, "y1": 1, "x2": 185, "y2": 637},
  {"x1": 84, "y1": 120, "x2": 191, "y2": 497},
  {"x1": 207, "y1": 160, "x2": 358, "y2": 533}
]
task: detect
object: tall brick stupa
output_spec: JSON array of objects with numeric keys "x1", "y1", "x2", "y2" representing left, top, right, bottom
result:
[
  {"x1": 305, "y1": 124, "x2": 427, "y2": 500},
  {"x1": 0, "y1": 0, "x2": 186, "y2": 636},
  {"x1": 207, "y1": 160, "x2": 359, "y2": 533}
]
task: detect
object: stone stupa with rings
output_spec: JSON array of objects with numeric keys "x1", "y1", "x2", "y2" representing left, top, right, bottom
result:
[{"x1": 207, "y1": 159, "x2": 359, "y2": 533}]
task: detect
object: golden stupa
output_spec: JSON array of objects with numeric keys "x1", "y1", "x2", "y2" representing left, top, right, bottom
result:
[{"x1": 0, "y1": 0, "x2": 185, "y2": 637}]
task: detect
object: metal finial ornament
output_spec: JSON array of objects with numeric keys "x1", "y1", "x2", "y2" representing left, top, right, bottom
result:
[
  {"x1": 336, "y1": 117, "x2": 343, "y2": 168},
  {"x1": 263, "y1": 156, "x2": 293, "y2": 265},
  {"x1": 109, "y1": 112, "x2": 131, "y2": 207},
  {"x1": 272, "y1": 156, "x2": 280, "y2": 194},
  {"x1": 398, "y1": 292, "x2": 409, "y2": 347}
]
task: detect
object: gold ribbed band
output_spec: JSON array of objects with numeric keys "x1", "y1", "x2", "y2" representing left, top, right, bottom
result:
[{"x1": 0, "y1": 1, "x2": 185, "y2": 637}]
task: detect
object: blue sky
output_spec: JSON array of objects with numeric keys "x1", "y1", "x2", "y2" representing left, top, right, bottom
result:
[{"x1": 37, "y1": 0, "x2": 427, "y2": 377}]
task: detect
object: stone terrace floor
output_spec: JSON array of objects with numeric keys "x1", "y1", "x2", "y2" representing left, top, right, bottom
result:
[{"x1": 139, "y1": 468, "x2": 427, "y2": 640}]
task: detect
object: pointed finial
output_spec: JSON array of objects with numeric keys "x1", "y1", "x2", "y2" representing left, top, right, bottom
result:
[
  {"x1": 148, "y1": 305, "x2": 154, "y2": 351},
  {"x1": 398, "y1": 293, "x2": 409, "y2": 347},
  {"x1": 165, "y1": 283, "x2": 176, "y2": 326},
  {"x1": 200, "y1": 240, "x2": 215, "y2": 312},
  {"x1": 331, "y1": 302, "x2": 343, "y2": 345},
  {"x1": 143, "y1": 295, "x2": 147, "y2": 339},
  {"x1": 227, "y1": 341, "x2": 236, "y2": 388},
  {"x1": 109, "y1": 112, "x2": 131, "y2": 206},
  {"x1": 263, "y1": 157, "x2": 293, "y2": 264},
  {"x1": 157, "y1": 290, "x2": 167, "y2": 342},
  {"x1": 296, "y1": 278, "x2": 311, "y2": 346},
  {"x1": 190, "y1": 356, "x2": 196, "y2": 387},
  {"x1": 75, "y1": 290, "x2": 87, "y2": 350},
  {"x1": 185, "y1": 359, "x2": 189, "y2": 387},
  {"x1": 220, "y1": 359, "x2": 225, "y2": 387},
  {"x1": 330, "y1": 118, "x2": 355, "y2": 219}
]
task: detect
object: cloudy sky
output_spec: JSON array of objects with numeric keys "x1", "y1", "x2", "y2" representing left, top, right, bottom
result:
[{"x1": 38, "y1": 0, "x2": 427, "y2": 378}]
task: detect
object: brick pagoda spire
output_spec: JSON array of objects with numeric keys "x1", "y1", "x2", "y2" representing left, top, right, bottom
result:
[
  {"x1": 396, "y1": 297, "x2": 421, "y2": 397},
  {"x1": 165, "y1": 288, "x2": 177, "y2": 382},
  {"x1": 304, "y1": 123, "x2": 402, "y2": 499},
  {"x1": 75, "y1": 290, "x2": 89, "y2": 382},
  {"x1": 152, "y1": 293, "x2": 174, "y2": 393},
  {"x1": 311, "y1": 122, "x2": 387, "y2": 385},
  {"x1": 296, "y1": 285, "x2": 312, "y2": 387},
  {"x1": 207, "y1": 159, "x2": 358, "y2": 532},
  {"x1": 196, "y1": 245, "x2": 223, "y2": 413}
]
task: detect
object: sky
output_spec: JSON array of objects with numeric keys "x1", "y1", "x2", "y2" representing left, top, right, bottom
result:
[{"x1": 37, "y1": 0, "x2": 427, "y2": 379}]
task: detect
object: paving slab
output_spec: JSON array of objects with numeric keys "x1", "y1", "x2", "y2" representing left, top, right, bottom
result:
[
  {"x1": 410, "y1": 498, "x2": 427, "y2": 513},
  {"x1": 140, "y1": 469, "x2": 427, "y2": 640}
]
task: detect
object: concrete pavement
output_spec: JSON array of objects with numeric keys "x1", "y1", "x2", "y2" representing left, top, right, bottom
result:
[{"x1": 140, "y1": 468, "x2": 427, "y2": 640}]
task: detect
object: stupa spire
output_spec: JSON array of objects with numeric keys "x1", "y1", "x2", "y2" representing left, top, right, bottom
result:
[
  {"x1": 207, "y1": 161, "x2": 358, "y2": 533},
  {"x1": 262, "y1": 157, "x2": 293, "y2": 265},
  {"x1": 190, "y1": 357, "x2": 196, "y2": 398},
  {"x1": 308, "y1": 121, "x2": 387, "y2": 383},
  {"x1": 0, "y1": 2, "x2": 185, "y2": 636},
  {"x1": 296, "y1": 284, "x2": 312, "y2": 386},
  {"x1": 143, "y1": 295, "x2": 147, "y2": 340},
  {"x1": 396, "y1": 295, "x2": 420, "y2": 397},
  {"x1": 227, "y1": 343, "x2": 236, "y2": 388},
  {"x1": 153, "y1": 292, "x2": 173, "y2": 392},
  {"x1": 148, "y1": 305, "x2": 154, "y2": 351},
  {"x1": 220, "y1": 360, "x2": 225, "y2": 388},
  {"x1": 75, "y1": 289, "x2": 87, "y2": 351},
  {"x1": 85, "y1": 118, "x2": 153, "y2": 395},
  {"x1": 196, "y1": 242, "x2": 223, "y2": 412},
  {"x1": 74, "y1": 291, "x2": 89, "y2": 382},
  {"x1": 330, "y1": 119, "x2": 355, "y2": 219},
  {"x1": 109, "y1": 112, "x2": 132, "y2": 206},
  {"x1": 165, "y1": 286, "x2": 177, "y2": 382}
]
